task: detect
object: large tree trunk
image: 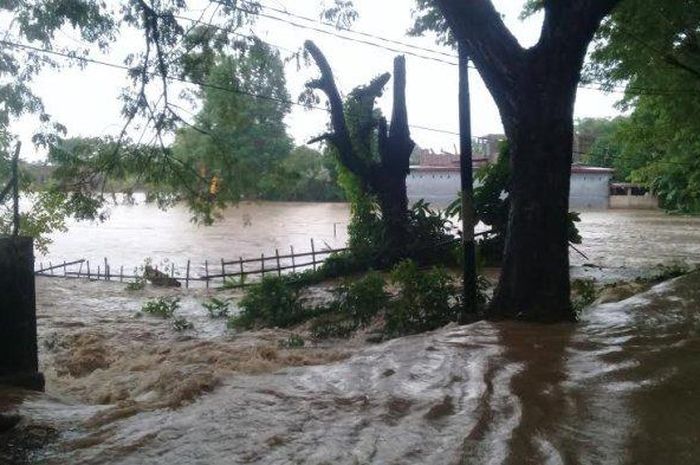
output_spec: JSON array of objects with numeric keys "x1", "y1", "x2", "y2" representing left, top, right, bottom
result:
[
  {"x1": 490, "y1": 92, "x2": 575, "y2": 321},
  {"x1": 434, "y1": 0, "x2": 621, "y2": 322},
  {"x1": 375, "y1": 170, "x2": 410, "y2": 255}
]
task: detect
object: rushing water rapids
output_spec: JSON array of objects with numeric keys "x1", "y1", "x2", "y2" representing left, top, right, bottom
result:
[
  {"x1": 2, "y1": 271, "x2": 699, "y2": 464},
  {"x1": 2, "y1": 205, "x2": 700, "y2": 463}
]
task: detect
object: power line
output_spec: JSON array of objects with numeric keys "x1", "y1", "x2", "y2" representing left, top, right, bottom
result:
[
  {"x1": 0, "y1": 38, "x2": 462, "y2": 137},
  {"x1": 224, "y1": 2, "x2": 461, "y2": 66},
  {"x1": 243, "y1": 0, "x2": 458, "y2": 60},
  {"x1": 220, "y1": 1, "x2": 700, "y2": 96}
]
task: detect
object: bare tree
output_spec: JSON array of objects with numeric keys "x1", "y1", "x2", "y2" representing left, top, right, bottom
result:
[{"x1": 305, "y1": 40, "x2": 415, "y2": 255}]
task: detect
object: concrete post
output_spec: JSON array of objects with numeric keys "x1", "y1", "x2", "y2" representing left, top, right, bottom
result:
[{"x1": 0, "y1": 236, "x2": 44, "y2": 391}]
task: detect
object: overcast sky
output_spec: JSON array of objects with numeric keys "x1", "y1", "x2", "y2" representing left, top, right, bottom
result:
[{"x1": 11, "y1": 0, "x2": 623, "y2": 161}]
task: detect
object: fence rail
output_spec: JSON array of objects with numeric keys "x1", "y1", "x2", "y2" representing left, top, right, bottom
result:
[{"x1": 34, "y1": 238, "x2": 346, "y2": 289}]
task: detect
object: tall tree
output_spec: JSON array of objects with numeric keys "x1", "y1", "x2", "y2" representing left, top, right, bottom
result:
[
  {"x1": 171, "y1": 41, "x2": 293, "y2": 209},
  {"x1": 587, "y1": 0, "x2": 700, "y2": 212},
  {"x1": 0, "y1": 1, "x2": 258, "y2": 234},
  {"x1": 414, "y1": 0, "x2": 621, "y2": 321}
]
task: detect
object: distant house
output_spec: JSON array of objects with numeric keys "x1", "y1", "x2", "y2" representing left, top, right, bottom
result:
[
  {"x1": 569, "y1": 165, "x2": 614, "y2": 209},
  {"x1": 406, "y1": 162, "x2": 616, "y2": 210}
]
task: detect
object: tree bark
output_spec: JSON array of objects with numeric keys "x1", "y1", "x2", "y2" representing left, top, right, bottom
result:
[
  {"x1": 435, "y1": 0, "x2": 621, "y2": 321},
  {"x1": 491, "y1": 88, "x2": 576, "y2": 321}
]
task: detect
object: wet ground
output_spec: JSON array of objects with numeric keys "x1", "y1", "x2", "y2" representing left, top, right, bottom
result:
[{"x1": 2, "y1": 272, "x2": 699, "y2": 464}]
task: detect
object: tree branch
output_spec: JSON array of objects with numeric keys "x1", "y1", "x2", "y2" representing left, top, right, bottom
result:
[
  {"x1": 388, "y1": 55, "x2": 415, "y2": 170},
  {"x1": 434, "y1": 0, "x2": 525, "y2": 108},
  {"x1": 304, "y1": 40, "x2": 370, "y2": 179}
]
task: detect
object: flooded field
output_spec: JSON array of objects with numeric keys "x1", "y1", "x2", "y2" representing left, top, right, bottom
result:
[{"x1": 2, "y1": 204, "x2": 700, "y2": 464}]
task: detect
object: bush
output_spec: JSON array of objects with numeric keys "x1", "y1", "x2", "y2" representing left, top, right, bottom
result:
[
  {"x1": 228, "y1": 275, "x2": 312, "y2": 330},
  {"x1": 202, "y1": 297, "x2": 231, "y2": 318},
  {"x1": 142, "y1": 296, "x2": 180, "y2": 318},
  {"x1": 310, "y1": 312, "x2": 358, "y2": 340},
  {"x1": 571, "y1": 278, "x2": 597, "y2": 313},
  {"x1": 278, "y1": 333, "x2": 305, "y2": 348},
  {"x1": 126, "y1": 278, "x2": 146, "y2": 291},
  {"x1": 172, "y1": 316, "x2": 194, "y2": 332},
  {"x1": 335, "y1": 271, "x2": 388, "y2": 327},
  {"x1": 384, "y1": 260, "x2": 459, "y2": 337}
]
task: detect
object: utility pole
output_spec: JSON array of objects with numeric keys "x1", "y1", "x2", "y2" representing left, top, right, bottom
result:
[
  {"x1": 459, "y1": 43, "x2": 477, "y2": 319},
  {"x1": 12, "y1": 142, "x2": 21, "y2": 236}
]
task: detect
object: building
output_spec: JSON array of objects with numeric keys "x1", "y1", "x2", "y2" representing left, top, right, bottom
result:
[
  {"x1": 406, "y1": 163, "x2": 615, "y2": 209},
  {"x1": 569, "y1": 165, "x2": 614, "y2": 209},
  {"x1": 609, "y1": 183, "x2": 659, "y2": 209}
]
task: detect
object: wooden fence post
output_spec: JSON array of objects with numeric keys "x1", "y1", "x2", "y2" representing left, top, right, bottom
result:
[
  {"x1": 48, "y1": 262, "x2": 53, "y2": 276},
  {"x1": 311, "y1": 238, "x2": 317, "y2": 271},
  {"x1": 275, "y1": 249, "x2": 281, "y2": 277},
  {"x1": 120, "y1": 266, "x2": 124, "y2": 282},
  {"x1": 221, "y1": 258, "x2": 226, "y2": 285},
  {"x1": 290, "y1": 246, "x2": 296, "y2": 272},
  {"x1": 205, "y1": 260, "x2": 209, "y2": 289},
  {"x1": 185, "y1": 260, "x2": 191, "y2": 289},
  {"x1": 87, "y1": 260, "x2": 91, "y2": 280},
  {"x1": 63, "y1": 261, "x2": 67, "y2": 278},
  {"x1": 104, "y1": 257, "x2": 109, "y2": 281},
  {"x1": 261, "y1": 253, "x2": 265, "y2": 278}
]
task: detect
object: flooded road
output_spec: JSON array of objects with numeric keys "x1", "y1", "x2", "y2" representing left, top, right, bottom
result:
[{"x1": 4, "y1": 272, "x2": 699, "y2": 464}]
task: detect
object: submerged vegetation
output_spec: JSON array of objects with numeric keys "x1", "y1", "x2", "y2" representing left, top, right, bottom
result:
[{"x1": 229, "y1": 259, "x2": 487, "y2": 340}]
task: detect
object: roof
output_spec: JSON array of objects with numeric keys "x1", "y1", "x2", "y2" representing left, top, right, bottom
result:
[
  {"x1": 571, "y1": 165, "x2": 615, "y2": 174},
  {"x1": 410, "y1": 164, "x2": 614, "y2": 174},
  {"x1": 409, "y1": 159, "x2": 489, "y2": 173}
]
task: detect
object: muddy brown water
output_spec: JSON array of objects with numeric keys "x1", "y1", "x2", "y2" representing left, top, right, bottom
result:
[
  {"x1": 3, "y1": 204, "x2": 700, "y2": 464},
  {"x1": 3, "y1": 272, "x2": 699, "y2": 464},
  {"x1": 36, "y1": 201, "x2": 700, "y2": 273}
]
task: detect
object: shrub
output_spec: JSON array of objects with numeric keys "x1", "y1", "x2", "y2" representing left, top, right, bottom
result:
[
  {"x1": 228, "y1": 275, "x2": 311, "y2": 329},
  {"x1": 335, "y1": 271, "x2": 388, "y2": 327},
  {"x1": 310, "y1": 312, "x2": 358, "y2": 340},
  {"x1": 142, "y1": 296, "x2": 180, "y2": 318},
  {"x1": 571, "y1": 278, "x2": 597, "y2": 313},
  {"x1": 645, "y1": 261, "x2": 691, "y2": 283},
  {"x1": 278, "y1": 333, "x2": 305, "y2": 348},
  {"x1": 384, "y1": 260, "x2": 459, "y2": 337},
  {"x1": 126, "y1": 278, "x2": 146, "y2": 291},
  {"x1": 172, "y1": 317, "x2": 194, "y2": 332},
  {"x1": 202, "y1": 297, "x2": 231, "y2": 318}
]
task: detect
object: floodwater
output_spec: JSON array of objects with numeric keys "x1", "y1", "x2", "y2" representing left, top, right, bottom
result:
[
  {"x1": 4, "y1": 272, "x2": 700, "y2": 464},
  {"x1": 36, "y1": 200, "x2": 351, "y2": 273},
  {"x1": 3, "y1": 203, "x2": 700, "y2": 464},
  {"x1": 36, "y1": 200, "x2": 700, "y2": 276}
]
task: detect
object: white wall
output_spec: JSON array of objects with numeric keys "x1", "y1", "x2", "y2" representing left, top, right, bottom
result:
[
  {"x1": 569, "y1": 172, "x2": 612, "y2": 210},
  {"x1": 407, "y1": 168, "x2": 613, "y2": 210}
]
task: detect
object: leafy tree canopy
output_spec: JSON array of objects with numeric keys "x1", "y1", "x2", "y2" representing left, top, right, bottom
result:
[{"x1": 586, "y1": 0, "x2": 700, "y2": 212}]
